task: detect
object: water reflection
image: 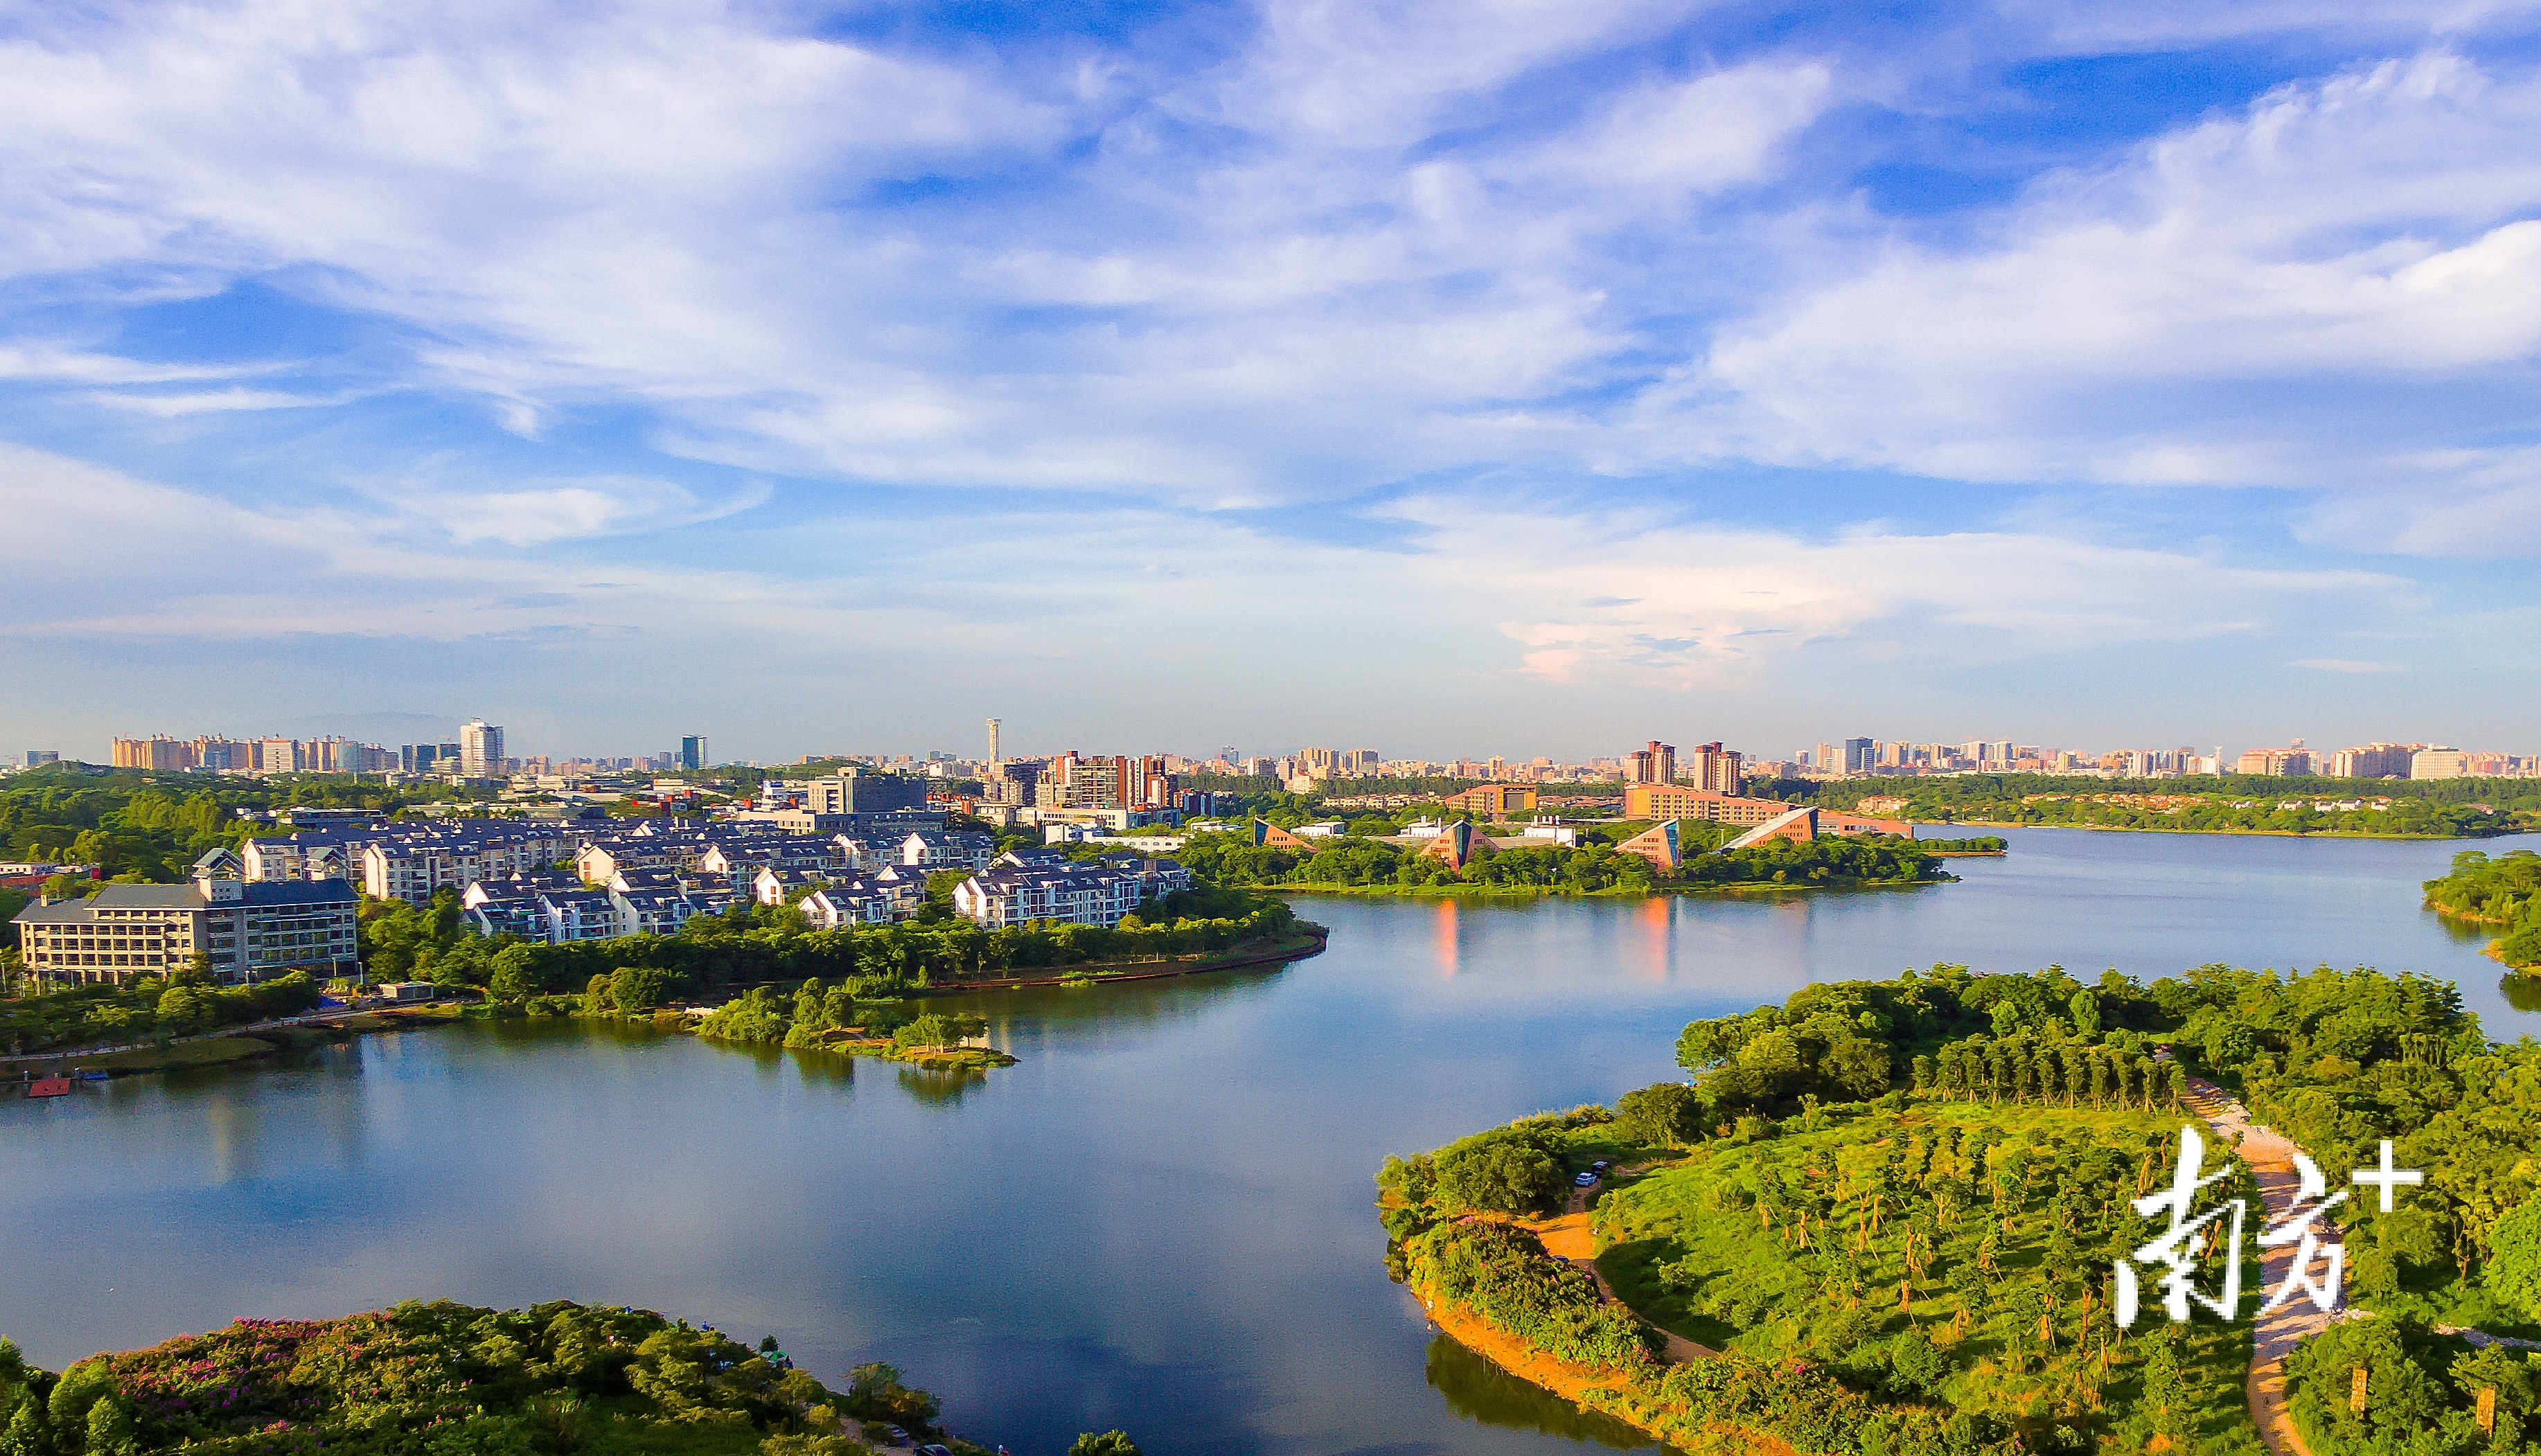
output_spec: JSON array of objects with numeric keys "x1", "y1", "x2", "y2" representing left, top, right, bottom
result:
[
  {"x1": 8, "y1": 828, "x2": 2535, "y2": 1456},
  {"x1": 896, "y1": 1066, "x2": 985, "y2": 1106},
  {"x1": 1424, "y1": 1334, "x2": 1672, "y2": 1451},
  {"x1": 2500, "y1": 973, "x2": 2541, "y2": 1015}
]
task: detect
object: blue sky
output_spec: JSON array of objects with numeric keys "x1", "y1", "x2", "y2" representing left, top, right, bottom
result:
[{"x1": 3, "y1": 0, "x2": 2539, "y2": 765}]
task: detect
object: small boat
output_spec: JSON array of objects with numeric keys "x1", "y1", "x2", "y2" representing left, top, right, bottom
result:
[{"x1": 25, "y1": 1076, "x2": 72, "y2": 1098}]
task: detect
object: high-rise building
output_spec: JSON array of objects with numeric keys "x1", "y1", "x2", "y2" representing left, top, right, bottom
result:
[
  {"x1": 112, "y1": 736, "x2": 196, "y2": 770},
  {"x1": 23, "y1": 751, "x2": 58, "y2": 767},
  {"x1": 1814, "y1": 743, "x2": 1836, "y2": 773},
  {"x1": 2411, "y1": 747, "x2": 2470, "y2": 780},
  {"x1": 804, "y1": 770, "x2": 930, "y2": 814},
  {"x1": 986, "y1": 718, "x2": 1001, "y2": 765},
  {"x1": 1843, "y1": 738, "x2": 1876, "y2": 775},
  {"x1": 1684, "y1": 742, "x2": 1744, "y2": 793},
  {"x1": 1034, "y1": 752, "x2": 1178, "y2": 810},
  {"x1": 1627, "y1": 741, "x2": 1676, "y2": 785},
  {"x1": 678, "y1": 734, "x2": 707, "y2": 771},
  {"x1": 2235, "y1": 740, "x2": 2314, "y2": 776},
  {"x1": 461, "y1": 720, "x2": 506, "y2": 778},
  {"x1": 2328, "y1": 743, "x2": 2415, "y2": 779}
]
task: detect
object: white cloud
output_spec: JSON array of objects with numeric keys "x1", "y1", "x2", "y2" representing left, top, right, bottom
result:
[
  {"x1": 0, "y1": 346, "x2": 249, "y2": 385},
  {"x1": 91, "y1": 387, "x2": 351, "y2": 415},
  {"x1": 426, "y1": 475, "x2": 771, "y2": 546},
  {"x1": 2290, "y1": 657, "x2": 2402, "y2": 672},
  {"x1": 1393, "y1": 497, "x2": 2408, "y2": 685},
  {"x1": 1664, "y1": 52, "x2": 2541, "y2": 518}
]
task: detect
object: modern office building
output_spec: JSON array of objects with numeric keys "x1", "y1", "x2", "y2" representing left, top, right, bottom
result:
[
  {"x1": 679, "y1": 734, "x2": 709, "y2": 771},
  {"x1": 802, "y1": 771, "x2": 930, "y2": 815},
  {"x1": 461, "y1": 720, "x2": 505, "y2": 777}
]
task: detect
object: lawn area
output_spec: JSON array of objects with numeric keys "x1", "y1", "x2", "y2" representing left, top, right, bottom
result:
[
  {"x1": 33, "y1": 1034, "x2": 282, "y2": 1075},
  {"x1": 1592, "y1": 1099, "x2": 2265, "y2": 1455}
]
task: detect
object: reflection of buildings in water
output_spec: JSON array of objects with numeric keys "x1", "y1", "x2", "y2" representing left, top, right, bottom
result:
[
  {"x1": 1635, "y1": 894, "x2": 1670, "y2": 982},
  {"x1": 1433, "y1": 898, "x2": 1459, "y2": 977}
]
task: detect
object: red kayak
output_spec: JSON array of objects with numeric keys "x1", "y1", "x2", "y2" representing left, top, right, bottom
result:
[{"x1": 24, "y1": 1076, "x2": 71, "y2": 1098}]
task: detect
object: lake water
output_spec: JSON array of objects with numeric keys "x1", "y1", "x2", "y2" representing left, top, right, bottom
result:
[{"x1": 3, "y1": 828, "x2": 2529, "y2": 1455}]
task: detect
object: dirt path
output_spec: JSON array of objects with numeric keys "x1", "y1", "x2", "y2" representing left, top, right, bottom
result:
[
  {"x1": 1535, "y1": 1178, "x2": 1717, "y2": 1363},
  {"x1": 2181, "y1": 1074, "x2": 2323, "y2": 1456}
]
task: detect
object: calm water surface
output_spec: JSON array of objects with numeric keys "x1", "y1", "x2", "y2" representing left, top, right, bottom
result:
[{"x1": 3, "y1": 828, "x2": 2530, "y2": 1455}]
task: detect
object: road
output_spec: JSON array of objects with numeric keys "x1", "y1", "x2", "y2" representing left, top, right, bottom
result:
[
  {"x1": 2182, "y1": 1074, "x2": 2325, "y2": 1456},
  {"x1": 1539, "y1": 1172, "x2": 1717, "y2": 1363}
]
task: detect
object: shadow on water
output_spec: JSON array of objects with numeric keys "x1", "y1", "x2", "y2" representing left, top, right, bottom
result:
[
  {"x1": 1423, "y1": 1335, "x2": 1676, "y2": 1452},
  {"x1": 2500, "y1": 973, "x2": 2541, "y2": 1015}
]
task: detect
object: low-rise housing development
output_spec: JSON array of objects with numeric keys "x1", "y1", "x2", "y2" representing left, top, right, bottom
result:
[{"x1": 950, "y1": 853, "x2": 1192, "y2": 930}]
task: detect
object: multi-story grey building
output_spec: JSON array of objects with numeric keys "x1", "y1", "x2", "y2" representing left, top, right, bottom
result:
[{"x1": 10, "y1": 853, "x2": 359, "y2": 986}]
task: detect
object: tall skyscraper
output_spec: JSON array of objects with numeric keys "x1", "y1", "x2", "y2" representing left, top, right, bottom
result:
[
  {"x1": 1685, "y1": 742, "x2": 1744, "y2": 793},
  {"x1": 986, "y1": 718, "x2": 1001, "y2": 765},
  {"x1": 1844, "y1": 738, "x2": 1876, "y2": 775},
  {"x1": 679, "y1": 734, "x2": 708, "y2": 771},
  {"x1": 1627, "y1": 741, "x2": 1676, "y2": 784},
  {"x1": 460, "y1": 720, "x2": 504, "y2": 777}
]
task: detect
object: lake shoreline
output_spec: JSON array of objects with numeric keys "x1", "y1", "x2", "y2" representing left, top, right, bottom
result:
[
  {"x1": 1269, "y1": 877, "x2": 1944, "y2": 903},
  {"x1": 1934, "y1": 819, "x2": 2509, "y2": 841}
]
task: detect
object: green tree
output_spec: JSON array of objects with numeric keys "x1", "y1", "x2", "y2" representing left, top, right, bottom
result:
[
  {"x1": 80, "y1": 1399, "x2": 132, "y2": 1456},
  {"x1": 488, "y1": 945, "x2": 543, "y2": 1002},
  {"x1": 2486, "y1": 1193, "x2": 2541, "y2": 1320},
  {"x1": 608, "y1": 965, "x2": 673, "y2": 1013},
  {"x1": 1615, "y1": 1082, "x2": 1703, "y2": 1148},
  {"x1": 1, "y1": 1402, "x2": 47, "y2": 1456},
  {"x1": 2067, "y1": 989, "x2": 2099, "y2": 1037},
  {"x1": 1068, "y1": 1434, "x2": 1140, "y2": 1456},
  {"x1": 1433, "y1": 1128, "x2": 1566, "y2": 1214}
]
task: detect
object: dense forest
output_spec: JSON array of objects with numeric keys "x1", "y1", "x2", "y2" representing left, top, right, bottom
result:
[
  {"x1": 0, "y1": 1298, "x2": 1086, "y2": 1456},
  {"x1": 1794, "y1": 774, "x2": 2532, "y2": 837},
  {"x1": 1380, "y1": 961, "x2": 2541, "y2": 1456},
  {"x1": 2425, "y1": 849, "x2": 2541, "y2": 968}
]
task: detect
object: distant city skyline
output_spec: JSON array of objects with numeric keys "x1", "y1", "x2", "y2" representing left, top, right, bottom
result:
[{"x1": 33, "y1": 718, "x2": 2536, "y2": 779}]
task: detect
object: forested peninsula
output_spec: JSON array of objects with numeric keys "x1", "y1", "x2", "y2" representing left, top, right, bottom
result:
[
  {"x1": 1175, "y1": 826, "x2": 1951, "y2": 897},
  {"x1": 0, "y1": 1299, "x2": 1147, "y2": 1456},
  {"x1": 1379, "y1": 961, "x2": 2541, "y2": 1456},
  {"x1": 1791, "y1": 773, "x2": 2534, "y2": 838},
  {"x1": 2425, "y1": 849, "x2": 2541, "y2": 969}
]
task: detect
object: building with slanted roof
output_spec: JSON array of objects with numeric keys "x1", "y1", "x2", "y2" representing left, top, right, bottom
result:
[{"x1": 11, "y1": 866, "x2": 358, "y2": 986}]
